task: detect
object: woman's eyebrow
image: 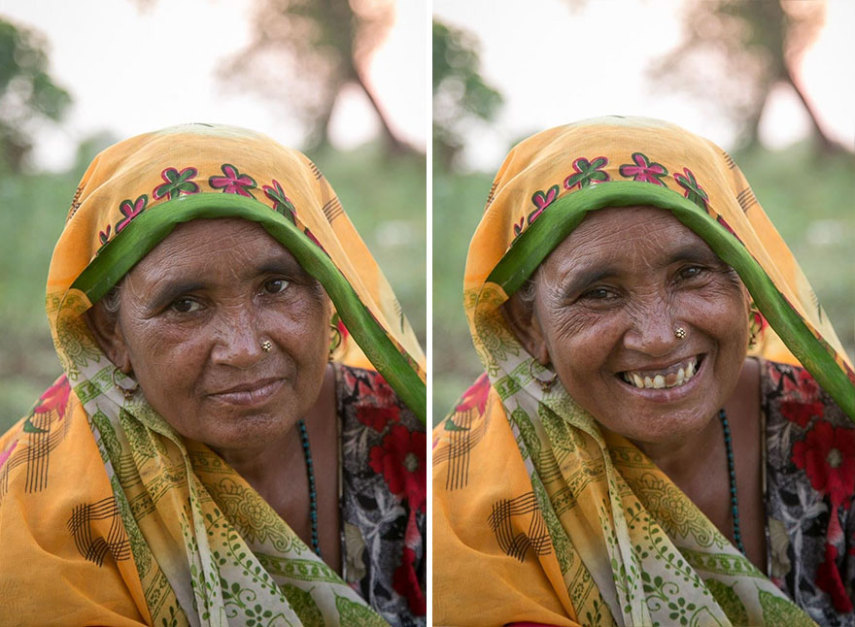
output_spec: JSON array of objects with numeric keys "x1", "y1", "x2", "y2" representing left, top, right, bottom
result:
[
  {"x1": 667, "y1": 244, "x2": 721, "y2": 266},
  {"x1": 556, "y1": 265, "x2": 620, "y2": 298},
  {"x1": 146, "y1": 279, "x2": 207, "y2": 311}
]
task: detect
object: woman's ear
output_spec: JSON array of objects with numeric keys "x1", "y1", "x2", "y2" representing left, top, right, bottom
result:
[
  {"x1": 85, "y1": 303, "x2": 133, "y2": 374},
  {"x1": 503, "y1": 294, "x2": 550, "y2": 366}
]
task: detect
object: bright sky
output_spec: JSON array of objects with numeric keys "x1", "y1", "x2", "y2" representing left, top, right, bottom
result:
[
  {"x1": 0, "y1": 0, "x2": 428, "y2": 170},
  {"x1": 434, "y1": 0, "x2": 854, "y2": 169},
  {"x1": 0, "y1": 0, "x2": 851, "y2": 172}
]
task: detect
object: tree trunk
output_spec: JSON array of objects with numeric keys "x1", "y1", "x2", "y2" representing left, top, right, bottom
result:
[
  {"x1": 352, "y1": 65, "x2": 415, "y2": 156},
  {"x1": 783, "y1": 64, "x2": 843, "y2": 155}
]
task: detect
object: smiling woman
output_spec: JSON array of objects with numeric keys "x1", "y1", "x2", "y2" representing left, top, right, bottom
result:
[
  {"x1": 0, "y1": 124, "x2": 426, "y2": 626},
  {"x1": 433, "y1": 116, "x2": 855, "y2": 626}
]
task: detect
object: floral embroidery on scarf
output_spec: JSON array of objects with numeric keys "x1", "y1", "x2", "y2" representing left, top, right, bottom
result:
[
  {"x1": 528, "y1": 185, "x2": 559, "y2": 225},
  {"x1": 674, "y1": 167, "x2": 709, "y2": 209},
  {"x1": 618, "y1": 152, "x2": 668, "y2": 185},
  {"x1": 98, "y1": 225, "x2": 112, "y2": 246},
  {"x1": 262, "y1": 179, "x2": 296, "y2": 220},
  {"x1": 115, "y1": 195, "x2": 148, "y2": 233},
  {"x1": 209, "y1": 163, "x2": 257, "y2": 197},
  {"x1": 153, "y1": 167, "x2": 199, "y2": 200},
  {"x1": 563, "y1": 156, "x2": 609, "y2": 190}
]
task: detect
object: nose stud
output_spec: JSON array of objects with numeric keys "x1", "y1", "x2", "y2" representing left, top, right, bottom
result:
[
  {"x1": 261, "y1": 340, "x2": 273, "y2": 352},
  {"x1": 674, "y1": 327, "x2": 687, "y2": 340}
]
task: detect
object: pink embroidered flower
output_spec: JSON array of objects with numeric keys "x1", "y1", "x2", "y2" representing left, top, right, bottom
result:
[
  {"x1": 262, "y1": 179, "x2": 296, "y2": 219},
  {"x1": 528, "y1": 185, "x2": 559, "y2": 224},
  {"x1": 98, "y1": 224, "x2": 112, "y2": 246},
  {"x1": 792, "y1": 420, "x2": 855, "y2": 508},
  {"x1": 116, "y1": 195, "x2": 148, "y2": 232},
  {"x1": 674, "y1": 167, "x2": 709, "y2": 209},
  {"x1": 618, "y1": 152, "x2": 667, "y2": 185},
  {"x1": 369, "y1": 424, "x2": 426, "y2": 513},
  {"x1": 209, "y1": 163, "x2": 257, "y2": 197}
]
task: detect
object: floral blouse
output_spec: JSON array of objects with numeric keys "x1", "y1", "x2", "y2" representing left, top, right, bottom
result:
[
  {"x1": 764, "y1": 359, "x2": 855, "y2": 626},
  {"x1": 336, "y1": 364, "x2": 426, "y2": 626}
]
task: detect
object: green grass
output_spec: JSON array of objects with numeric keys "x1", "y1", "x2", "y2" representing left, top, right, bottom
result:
[
  {"x1": 0, "y1": 142, "x2": 426, "y2": 433},
  {"x1": 431, "y1": 144, "x2": 855, "y2": 425}
]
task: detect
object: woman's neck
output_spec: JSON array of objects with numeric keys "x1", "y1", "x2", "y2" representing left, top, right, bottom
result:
[
  {"x1": 214, "y1": 363, "x2": 342, "y2": 570},
  {"x1": 635, "y1": 357, "x2": 766, "y2": 570}
]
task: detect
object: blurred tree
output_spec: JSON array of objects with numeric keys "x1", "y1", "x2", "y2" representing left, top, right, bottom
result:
[
  {"x1": 0, "y1": 19, "x2": 71, "y2": 172},
  {"x1": 650, "y1": 0, "x2": 844, "y2": 153},
  {"x1": 217, "y1": 0, "x2": 412, "y2": 156},
  {"x1": 433, "y1": 19, "x2": 503, "y2": 170}
]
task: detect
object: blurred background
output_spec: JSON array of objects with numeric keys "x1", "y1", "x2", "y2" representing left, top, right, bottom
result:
[
  {"x1": 433, "y1": 0, "x2": 855, "y2": 423},
  {"x1": 0, "y1": 0, "x2": 427, "y2": 430}
]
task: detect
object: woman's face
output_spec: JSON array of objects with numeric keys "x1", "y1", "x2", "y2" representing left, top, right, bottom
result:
[
  {"x1": 93, "y1": 218, "x2": 331, "y2": 454},
  {"x1": 510, "y1": 206, "x2": 750, "y2": 447}
]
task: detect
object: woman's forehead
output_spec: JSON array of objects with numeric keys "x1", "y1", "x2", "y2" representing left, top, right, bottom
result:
[
  {"x1": 545, "y1": 205, "x2": 713, "y2": 270},
  {"x1": 130, "y1": 218, "x2": 298, "y2": 281}
]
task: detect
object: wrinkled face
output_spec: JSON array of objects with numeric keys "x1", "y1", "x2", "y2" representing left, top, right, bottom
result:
[
  {"x1": 510, "y1": 206, "x2": 750, "y2": 447},
  {"x1": 93, "y1": 218, "x2": 331, "y2": 454}
]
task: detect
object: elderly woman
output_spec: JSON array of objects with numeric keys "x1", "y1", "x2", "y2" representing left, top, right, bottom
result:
[
  {"x1": 433, "y1": 117, "x2": 855, "y2": 626},
  {"x1": 0, "y1": 125, "x2": 426, "y2": 626}
]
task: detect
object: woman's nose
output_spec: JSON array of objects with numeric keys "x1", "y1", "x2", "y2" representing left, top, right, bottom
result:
[
  {"x1": 622, "y1": 300, "x2": 681, "y2": 356},
  {"x1": 211, "y1": 305, "x2": 266, "y2": 367}
]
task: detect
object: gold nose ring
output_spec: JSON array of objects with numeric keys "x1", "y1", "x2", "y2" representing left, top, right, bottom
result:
[
  {"x1": 261, "y1": 340, "x2": 273, "y2": 352},
  {"x1": 674, "y1": 327, "x2": 687, "y2": 340}
]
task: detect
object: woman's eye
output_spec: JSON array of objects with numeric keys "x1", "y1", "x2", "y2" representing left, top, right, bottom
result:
[
  {"x1": 263, "y1": 278, "x2": 290, "y2": 295},
  {"x1": 579, "y1": 287, "x2": 615, "y2": 301},
  {"x1": 679, "y1": 266, "x2": 705, "y2": 280},
  {"x1": 170, "y1": 298, "x2": 201, "y2": 313}
]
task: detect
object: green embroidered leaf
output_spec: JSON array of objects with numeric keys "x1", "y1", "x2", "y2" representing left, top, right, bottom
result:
[
  {"x1": 758, "y1": 588, "x2": 815, "y2": 626},
  {"x1": 706, "y1": 580, "x2": 748, "y2": 625},
  {"x1": 334, "y1": 595, "x2": 388, "y2": 627},
  {"x1": 282, "y1": 584, "x2": 324, "y2": 627}
]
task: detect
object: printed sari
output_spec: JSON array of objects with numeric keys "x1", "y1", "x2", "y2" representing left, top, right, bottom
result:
[
  {"x1": 433, "y1": 117, "x2": 855, "y2": 626},
  {"x1": 0, "y1": 124, "x2": 425, "y2": 625}
]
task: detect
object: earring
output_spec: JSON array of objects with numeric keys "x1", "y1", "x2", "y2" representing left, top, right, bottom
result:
[
  {"x1": 674, "y1": 327, "x2": 687, "y2": 340},
  {"x1": 261, "y1": 340, "x2": 273, "y2": 353},
  {"x1": 111, "y1": 369, "x2": 139, "y2": 400},
  {"x1": 329, "y1": 322, "x2": 342, "y2": 360},
  {"x1": 748, "y1": 305, "x2": 765, "y2": 348},
  {"x1": 529, "y1": 360, "x2": 558, "y2": 393}
]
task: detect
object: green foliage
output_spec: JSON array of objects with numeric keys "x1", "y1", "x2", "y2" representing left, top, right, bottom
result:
[
  {"x1": 0, "y1": 140, "x2": 425, "y2": 433},
  {"x1": 432, "y1": 167, "x2": 492, "y2": 423},
  {"x1": 433, "y1": 20, "x2": 503, "y2": 170},
  {"x1": 0, "y1": 19, "x2": 71, "y2": 171},
  {"x1": 432, "y1": 144, "x2": 855, "y2": 426}
]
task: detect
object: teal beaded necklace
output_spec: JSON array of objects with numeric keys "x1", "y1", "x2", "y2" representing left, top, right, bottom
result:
[
  {"x1": 297, "y1": 419, "x2": 321, "y2": 557},
  {"x1": 719, "y1": 408, "x2": 746, "y2": 555}
]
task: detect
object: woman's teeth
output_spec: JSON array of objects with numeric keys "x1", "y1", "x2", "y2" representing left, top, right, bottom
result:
[{"x1": 621, "y1": 358, "x2": 698, "y2": 390}]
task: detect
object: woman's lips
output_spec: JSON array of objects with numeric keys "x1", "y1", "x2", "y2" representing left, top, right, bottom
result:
[
  {"x1": 615, "y1": 354, "x2": 707, "y2": 399},
  {"x1": 207, "y1": 378, "x2": 284, "y2": 406},
  {"x1": 619, "y1": 356, "x2": 700, "y2": 390}
]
